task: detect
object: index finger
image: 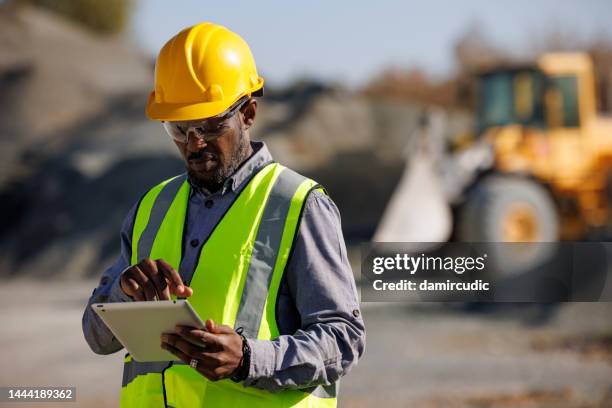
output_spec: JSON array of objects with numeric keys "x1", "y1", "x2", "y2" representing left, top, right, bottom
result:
[{"x1": 156, "y1": 259, "x2": 185, "y2": 293}]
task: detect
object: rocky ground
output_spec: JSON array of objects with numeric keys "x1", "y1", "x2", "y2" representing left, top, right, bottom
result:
[{"x1": 0, "y1": 279, "x2": 610, "y2": 408}]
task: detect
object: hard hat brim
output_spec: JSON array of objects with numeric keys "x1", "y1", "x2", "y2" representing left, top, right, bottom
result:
[{"x1": 145, "y1": 79, "x2": 264, "y2": 122}]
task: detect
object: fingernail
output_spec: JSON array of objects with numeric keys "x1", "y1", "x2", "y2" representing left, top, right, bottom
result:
[
  {"x1": 178, "y1": 285, "x2": 184, "y2": 291},
  {"x1": 161, "y1": 334, "x2": 168, "y2": 342}
]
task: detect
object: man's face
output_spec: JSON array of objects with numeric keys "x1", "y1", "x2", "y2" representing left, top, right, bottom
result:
[{"x1": 171, "y1": 100, "x2": 257, "y2": 189}]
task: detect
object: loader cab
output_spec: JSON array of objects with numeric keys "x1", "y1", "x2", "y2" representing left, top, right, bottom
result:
[
  {"x1": 477, "y1": 67, "x2": 584, "y2": 134},
  {"x1": 477, "y1": 67, "x2": 547, "y2": 134},
  {"x1": 476, "y1": 53, "x2": 594, "y2": 135}
]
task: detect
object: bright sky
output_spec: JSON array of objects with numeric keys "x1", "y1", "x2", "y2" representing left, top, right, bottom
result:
[{"x1": 131, "y1": 0, "x2": 612, "y2": 88}]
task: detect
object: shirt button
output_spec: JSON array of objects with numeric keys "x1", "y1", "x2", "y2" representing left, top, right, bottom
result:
[
  {"x1": 205, "y1": 200, "x2": 214, "y2": 209},
  {"x1": 190, "y1": 239, "x2": 199, "y2": 248},
  {"x1": 352, "y1": 309, "x2": 360, "y2": 318}
]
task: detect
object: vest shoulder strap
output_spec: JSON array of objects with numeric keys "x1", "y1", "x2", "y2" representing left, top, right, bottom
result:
[
  {"x1": 131, "y1": 173, "x2": 188, "y2": 264},
  {"x1": 234, "y1": 166, "x2": 320, "y2": 338}
]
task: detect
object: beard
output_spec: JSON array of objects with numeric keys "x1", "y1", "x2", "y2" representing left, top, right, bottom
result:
[{"x1": 186, "y1": 129, "x2": 251, "y2": 192}]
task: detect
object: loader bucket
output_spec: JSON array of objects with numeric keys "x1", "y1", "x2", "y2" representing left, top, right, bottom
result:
[{"x1": 373, "y1": 151, "x2": 452, "y2": 249}]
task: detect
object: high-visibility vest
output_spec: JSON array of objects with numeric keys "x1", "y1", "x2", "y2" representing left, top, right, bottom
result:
[{"x1": 119, "y1": 162, "x2": 337, "y2": 408}]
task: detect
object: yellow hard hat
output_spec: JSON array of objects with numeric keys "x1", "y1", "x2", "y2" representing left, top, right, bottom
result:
[{"x1": 146, "y1": 22, "x2": 264, "y2": 121}]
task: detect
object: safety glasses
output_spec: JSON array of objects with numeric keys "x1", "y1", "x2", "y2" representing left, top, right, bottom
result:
[{"x1": 162, "y1": 97, "x2": 249, "y2": 143}]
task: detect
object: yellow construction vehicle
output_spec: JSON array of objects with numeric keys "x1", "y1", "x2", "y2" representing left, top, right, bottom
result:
[
  {"x1": 447, "y1": 52, "x2": 612, "y2": 243},
  {"x1": 376, "y1": 52, "x2": 612, "y2": 249}
]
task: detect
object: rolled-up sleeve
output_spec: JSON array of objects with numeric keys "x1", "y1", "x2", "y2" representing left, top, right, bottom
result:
[
  {"x1": 244, "y1": 190, "x2": 366, "y2": 391},
  {"x1": 82, "y1": 204, "x2": 136, "y2": 355}
]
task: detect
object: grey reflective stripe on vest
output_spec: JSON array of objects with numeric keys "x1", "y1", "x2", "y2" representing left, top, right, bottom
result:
[
  {"x1": 137, "y1": 174, "x2": 187, "y2": 259},
  {"x1": 234, "y1": 168, "x2": 308, "y2": 338},
  {"x1": 233, "y1": 168, "x2": 335, "y2": 399},
  {"x1": 122, "y1": 359, "x2": 169, "y2": 387},
  {"x1": 302, "y1": 383, "x2": 338, "y2": 398},
  {"x1": 122, "y1": 175, "x2": 187, "y2": 389}
]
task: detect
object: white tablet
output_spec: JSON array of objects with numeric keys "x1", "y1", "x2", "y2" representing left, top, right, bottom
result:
[{"x1": 91, "y1": 299, "x2": 206, "y2": 362}]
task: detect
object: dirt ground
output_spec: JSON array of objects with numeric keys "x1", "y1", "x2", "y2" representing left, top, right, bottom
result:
[{"x1": 0, "y1": 280, "x2": 610, "y2": 407}]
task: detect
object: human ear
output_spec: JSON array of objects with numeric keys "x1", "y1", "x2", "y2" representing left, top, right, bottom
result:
[{"x1": 241, "y1": 99, "x2": 257, "y2": 129}]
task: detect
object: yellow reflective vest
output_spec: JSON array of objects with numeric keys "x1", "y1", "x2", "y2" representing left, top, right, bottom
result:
[{"x1": 120, "y1": 162, "x2": 337, "y2": 408}]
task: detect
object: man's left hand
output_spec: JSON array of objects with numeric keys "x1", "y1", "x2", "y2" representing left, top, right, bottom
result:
[{"x1": 161, "y1": 319, "x2": 244, "y2": 381}]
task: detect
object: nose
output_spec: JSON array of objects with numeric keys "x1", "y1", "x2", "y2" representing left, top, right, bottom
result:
[{"x1": 186, "y1": 130, "x2": 207, "y2": 152}]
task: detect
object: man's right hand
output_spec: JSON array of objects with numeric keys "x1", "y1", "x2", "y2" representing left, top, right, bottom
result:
[{"x1": 119, "y1": 258, "x2": 193, "y2": 301}]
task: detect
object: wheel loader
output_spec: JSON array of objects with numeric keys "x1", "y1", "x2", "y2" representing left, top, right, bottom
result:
[{"x1": 376, "y1": 52, "x2": 612, "y2": 247}]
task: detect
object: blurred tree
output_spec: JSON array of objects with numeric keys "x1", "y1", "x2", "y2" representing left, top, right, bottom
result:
[
  {"x1": 588, "y1": 40, "x2": 612, "y2": 113},
  {"x1": 360, "y1": 22, "x2": 612, "y2": 115},
  {"x1": 454, "y1": 23, "x2": 508, "y2": 74},
  {"x1": 452, "y1": 23, "x2": 509, "y2": 111},
  {"x1": 360, "y1": 66, "x2": 458, "y2": 108},
  {"x1": 15, "y1": 0, "x2": 131, "y2": 35}
]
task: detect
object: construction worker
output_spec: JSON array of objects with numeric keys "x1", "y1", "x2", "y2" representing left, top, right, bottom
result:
[{"x1": 82, "y1": 22, "x2": 365, "y2": 407}]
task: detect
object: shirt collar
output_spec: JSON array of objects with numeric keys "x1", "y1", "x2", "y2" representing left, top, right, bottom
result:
[{"x1": 188, "y1": 141, "x2": 273, "y2": 197}]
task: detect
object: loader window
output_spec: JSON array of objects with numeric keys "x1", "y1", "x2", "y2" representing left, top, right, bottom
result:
[
  {"x1": 478, "y1": 70, "x2": 545, "y2": 132},
  {"x1": 547, "y1": 76, "x2": 580, "y2": 127},
  {"x1": 479, "y1": 72, "x2": 513, "y2": 131}
]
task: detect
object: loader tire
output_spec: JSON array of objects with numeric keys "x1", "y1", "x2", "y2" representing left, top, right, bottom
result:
[{"x1": 457, "y1": 175, "x2": 559, "y2": 277}]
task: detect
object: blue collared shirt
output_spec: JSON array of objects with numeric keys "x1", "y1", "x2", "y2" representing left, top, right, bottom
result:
[{"x1": 82, "y1": 141, "x2": 365, "y2": 391}]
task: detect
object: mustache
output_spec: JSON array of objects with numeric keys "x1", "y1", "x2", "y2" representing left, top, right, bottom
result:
[{"x1": 188, "y1": 149, "x2": 219, "y2": 161}]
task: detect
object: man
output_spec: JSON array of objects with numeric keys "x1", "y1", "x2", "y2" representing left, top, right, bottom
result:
[{"x1": 82, "y1": 22, "x2": 365, "y2": 407}]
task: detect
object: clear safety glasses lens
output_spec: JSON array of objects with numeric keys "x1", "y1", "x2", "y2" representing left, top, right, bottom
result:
[{"x1": 161, "y1": 97, "x2": 249, "y2": 143}]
